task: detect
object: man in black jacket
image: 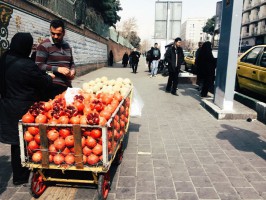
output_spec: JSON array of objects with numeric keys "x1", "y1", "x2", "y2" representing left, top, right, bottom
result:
[
  {"x1": 130, "y1": 48, "x2": 140, "y2": 73},
  {"x1": 164, "y1": 37, "x2": 184, "y2": 95}
]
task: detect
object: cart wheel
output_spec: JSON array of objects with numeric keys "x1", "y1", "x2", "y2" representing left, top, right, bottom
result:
[
  {"x1": 114, "y1": 144, "x2": 123, "y2": 165},
  {"x1": 97, "y1": 172, "x2": 110, "y2": 200},
  {"x1": 31, "y1": 171, "x2": 47, "y2": 198}
]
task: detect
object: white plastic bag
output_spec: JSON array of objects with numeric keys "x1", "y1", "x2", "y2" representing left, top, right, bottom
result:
[
  {"x1": 130, "y1": 87, "x2": 144, "y2": 117},
  {"x1": 64, "y1": 87, "x2": 82, "y2": 105}
]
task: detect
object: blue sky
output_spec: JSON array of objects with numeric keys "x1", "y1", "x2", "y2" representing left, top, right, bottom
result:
[{"x1": 116, "y1": 0, "x2": 219, "y2": 40}]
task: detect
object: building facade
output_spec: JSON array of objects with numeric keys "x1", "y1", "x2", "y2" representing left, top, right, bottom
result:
[
  {"x1": 241, "y1": 0, "x2": 266, "y2": 49},
  {"x1": 180, "y1": 18, "x2": 208, "y2": 50}
]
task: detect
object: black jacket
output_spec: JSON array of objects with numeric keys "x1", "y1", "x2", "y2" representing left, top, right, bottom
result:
[
  {"x1": 165, "y1": 45, "x2": 184, "y2": 72},
  {"x1": 122, "y1": 53, "x2": 129, "y2": 64},
  {"x1": 0, "y1": 33, "x2": 53, "y2": 145},
  {"x1": 130, "y1": 51, "x2": 140, "y2": 64}
]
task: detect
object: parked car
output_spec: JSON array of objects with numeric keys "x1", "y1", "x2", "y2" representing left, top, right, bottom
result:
[
  {"x1": 184, "y1": 50, "x2": 196, "y2": 73},
  {"x1": 236, "y1": 45, "x2": 266, "y2": 97}
]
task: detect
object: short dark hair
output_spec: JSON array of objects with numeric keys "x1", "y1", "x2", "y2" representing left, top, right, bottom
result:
[
  {"x1": 174, "y1": 37, "x2": 182, "y2": 42},
  {"x1": 154, "y1": 43, "x2": 158, "y2": 45},
  {"x1": 50, "y1": 19, "x2": 65, "y2": 31}
]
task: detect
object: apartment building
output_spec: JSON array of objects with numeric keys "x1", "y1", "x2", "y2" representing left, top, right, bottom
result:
[
  {"x1": 241, "y1": 0, "x2": 266, "y2": 48},
  {"x1": 180, "y1": 18, "x2": 208, "y2": 50}
]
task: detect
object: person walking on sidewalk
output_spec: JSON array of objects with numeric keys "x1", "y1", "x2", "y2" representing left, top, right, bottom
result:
[
  {"x1": 164, "y1": 37, "x2": 184, "y2": 96},
  {"x1": 0, "y1": 32, "x2": 54, "y2": 185},
  {"x1": 35, "y1": 19, "x2": 76, "y2": 100},
  {"x1": 195, "y1": 41, "x2": 203, "y2": 91},
  {"x1": 146, "y1": 47, "x2": 153, "y2": 72},
  {"x1": 122, "y1": 52, "x2": 129, "y2": 67},
  {"x1": 130, "y1": 48, "x2": 140, "y2": 73},
  {"x1": 197, "y1": 41, "x2": 216, "y2": 97},
  {"x1": 109, "y1": 50, "x2": 114, "y2": 66},
  {"x1": 150, "y1": 43, "x2": 161, "y2": 77}
]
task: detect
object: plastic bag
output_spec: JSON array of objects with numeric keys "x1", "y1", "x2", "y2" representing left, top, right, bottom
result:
[
  {"x1": 130, "y1": 87, "x2": 144, "y2": 117},
  {"x1": 64, "y1": 87, "x2": 82, "y2": 105}
]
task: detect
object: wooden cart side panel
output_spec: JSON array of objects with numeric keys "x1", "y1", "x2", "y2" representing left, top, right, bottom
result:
[
  {"x1": 73, "y1": 125, "x2": 84, "y2": 169},
  {"x1": 39, "y1": 124, "x2": 49, "y2": 168}
]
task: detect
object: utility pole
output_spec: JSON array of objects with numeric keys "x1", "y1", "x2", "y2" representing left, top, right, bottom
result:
[{"x1": 214, "y1": 0, "x2": 243, "y2": 110}]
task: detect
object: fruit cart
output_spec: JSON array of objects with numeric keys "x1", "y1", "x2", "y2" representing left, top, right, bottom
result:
[{"x1": 19, "y1": 81, "x2": 132, "y2": 200}]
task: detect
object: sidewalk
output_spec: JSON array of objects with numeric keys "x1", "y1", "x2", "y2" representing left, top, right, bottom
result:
[{"x1": 0, "y1": 57, "x2": 266, "y2": 200}]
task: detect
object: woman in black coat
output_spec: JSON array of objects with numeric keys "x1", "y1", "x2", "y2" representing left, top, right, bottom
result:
[
  {"x1": 164, "y1": 37, "x2": 184, "y2": 95},
  {"x1": 109, "y1": 50, "x2": 114, "y2": 66},
  {"x1": 0, "y1": 33, "x2": 53, "y2": 185},
  {"x1": 122, "y1": 52, "x2": 129, "y2": 67},
  {"x1": 197, "y1": 41, "x2": 216, "y2": 97}
]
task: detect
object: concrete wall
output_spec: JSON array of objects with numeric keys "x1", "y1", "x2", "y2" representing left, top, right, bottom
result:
[{"x1": 0, "y1": 0, "x2": 130, "y2": 76}]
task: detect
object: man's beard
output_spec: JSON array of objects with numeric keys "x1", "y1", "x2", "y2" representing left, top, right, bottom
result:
[{"x1": 52, "y1": 38, "x2": 61, "y2": 44}]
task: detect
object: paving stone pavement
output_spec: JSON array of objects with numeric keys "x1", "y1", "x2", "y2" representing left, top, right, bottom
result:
[{"x1": 0, "y1": 57, "x2": 266, "y2": 200}]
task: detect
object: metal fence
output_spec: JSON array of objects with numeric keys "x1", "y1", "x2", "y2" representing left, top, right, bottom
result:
[{"x1": 28, "y1": 0, "x2": 75, "y2": 23}]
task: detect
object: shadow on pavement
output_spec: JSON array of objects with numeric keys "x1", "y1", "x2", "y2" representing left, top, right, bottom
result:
[
  {"x1": 217, "y1": 124, "x2": 266, "y2": 160},
  {"x1": 0, "y1": 155, "x2": 12, "y2": 195},
  {"x1": 158, "y1": 82, "x2": 203, "y2": 103}
]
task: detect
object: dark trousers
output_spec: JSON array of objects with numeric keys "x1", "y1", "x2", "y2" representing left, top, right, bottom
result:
[
  {"x1": 132, "y1": 62, "x2": 138, "y2": 73},
  {"x1": 166, "y1": 68, "x2": 180, "y2": 92},
  {"x1": 148, "y1": 61, "x2": 152, "y2": 72},
  {"x1": 11, "y1": 145, "x2": 30, "y2": 182}
]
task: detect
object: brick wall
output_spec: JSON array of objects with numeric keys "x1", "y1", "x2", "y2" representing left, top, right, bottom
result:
[{"x1": 0, "y1": 0, "x2": 131, "y2": 76}]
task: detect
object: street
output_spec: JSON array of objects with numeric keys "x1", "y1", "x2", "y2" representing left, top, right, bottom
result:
[{"x1": 0, "y1": 58, "x2": 266, "y2": 200}]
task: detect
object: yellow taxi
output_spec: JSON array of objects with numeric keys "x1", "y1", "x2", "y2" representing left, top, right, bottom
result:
[
  {"x1": 236, "y1": 45, "x2": 266, "y2": 97},
  {"x1": 184, "y1": 50, "x2": 196, "y2": 73}
]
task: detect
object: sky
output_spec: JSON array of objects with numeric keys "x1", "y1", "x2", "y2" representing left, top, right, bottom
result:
[{"x1": 116, "y1": 0, "x2": 219, "y2": 41}]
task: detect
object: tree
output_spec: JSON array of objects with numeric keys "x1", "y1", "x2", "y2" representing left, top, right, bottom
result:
[
  {"x1": 140, "y1": 39, "x2": 152, "y2": 53},
  {"x1": 128, "y1": 31, "x2": 141, "y2": 48},
  {"x1": 85, "y1": 0, "x2": 122, "y2": 27},
  {"x1": 203, "y1": 16, "x2": 215, "y2": 36},
  {"x1": 117, "y1": 17, "x2": 141, "y2": 48},
  {"x1": 119, "y1": 17, "x2": 138, "y2": 38}
]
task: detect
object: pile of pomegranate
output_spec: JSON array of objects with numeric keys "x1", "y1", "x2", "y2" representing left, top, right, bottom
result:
[{"x1": 21, "y1": 77, "x2": 132, "y2": 166}]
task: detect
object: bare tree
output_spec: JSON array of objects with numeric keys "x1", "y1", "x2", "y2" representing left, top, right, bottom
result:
[
  {"x1": 119, "y1": 17, "x2": 138, "y2": 39},
  {"x1": 140, "y1": 39, "x2": 151, "y2": 53},
  {"x1": 117, "y1": 17, "x2": 141, "y2": 48}
]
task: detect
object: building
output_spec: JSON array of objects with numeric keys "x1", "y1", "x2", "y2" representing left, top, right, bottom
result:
[
  {"x1": 180, "y1": 18, "x2": 208, "y2": 50},
  {"x1": 241, "y1": 0, "x2": 266, "y2": 49}
]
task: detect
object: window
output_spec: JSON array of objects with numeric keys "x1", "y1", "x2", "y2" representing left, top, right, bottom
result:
[
  {"x1": 241, "y1": 47, "x2": 263, "y2": 64},
  {"x1": 259, "y1": 51, "x2": 266, "y2": 67}
]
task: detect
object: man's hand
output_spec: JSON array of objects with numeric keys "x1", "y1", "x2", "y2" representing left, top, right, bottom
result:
[
  {"x1": 58, "y1": 67, "x2": 70, "y2": 76},
  {"x1": 47, "y1": 72, "x2": 55, "y2": 78},
  {"x1": 68, "y1": 69, "x2": 76, "y2": 80}
]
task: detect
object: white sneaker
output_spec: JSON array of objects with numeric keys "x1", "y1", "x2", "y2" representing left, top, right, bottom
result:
[{"x1": 150, "y1": 75, "x2": 153, "y2": 78}]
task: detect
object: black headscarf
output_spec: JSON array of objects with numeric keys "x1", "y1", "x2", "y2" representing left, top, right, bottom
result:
[
  {"x1": 9, "y1": 32, "x2": 33, "y2": 58},
  {"x1": 199, "y1": 41, "x2": 213, "y2": 61},
  {"x1": 0, "y1": 32, "x2": 33, "y2": 97}
]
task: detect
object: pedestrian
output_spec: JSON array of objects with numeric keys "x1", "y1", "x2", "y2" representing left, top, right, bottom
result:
[
  {"x1": 195, "y1": 41, "x2": 203, "y2": 90},
  {"x1": 109, "y1": 50, "x2": 114, "y2": 66},
  {"x1": 35, "y1": 19, "x2": 76, "y2": 100},
  {"x1": 150, "y1": 43, "x2": 161, "y2": 77},
  {"x1": 129, "y1": 48, "x2": 140, "y2": 73},
  {"x1": 122, "y1": 52, "x2": 129, "y2": 67},
  {"x1": 0, "y1": 32, "x2": 54, "y2": 185},
  {"x1": 164, "y1": 37, "x2": 184, "y2": 96},
  {"x1": 146, "y1": 47, "x2": 153, "y2": 72},
  {"x1": 197, "y1": 41, "x2": 216, "y2": 97}
]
